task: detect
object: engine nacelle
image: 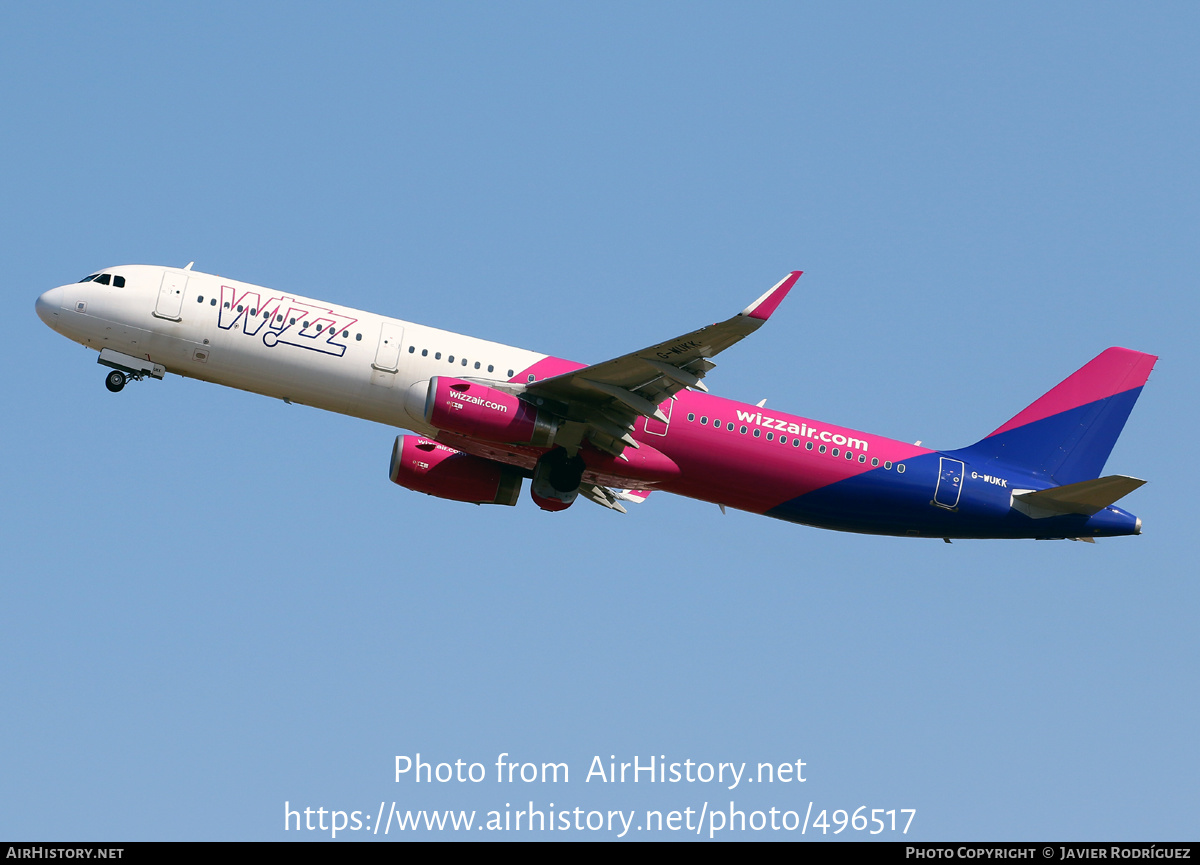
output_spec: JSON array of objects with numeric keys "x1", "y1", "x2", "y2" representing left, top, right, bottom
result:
[
  {"x1": 529, "y1": 446, "x2": 585, "y2": 512},
  {"x1": 389, "y1": 435, "x2": 522, "y2": 506},
  {"x1": 405, "y1": 377, "x2": 558, "y2": 447}
]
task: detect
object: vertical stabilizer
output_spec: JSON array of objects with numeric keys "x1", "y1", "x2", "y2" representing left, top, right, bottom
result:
[{"x1": 950, "y1": 347, "x2": 1156, "y2": 484}]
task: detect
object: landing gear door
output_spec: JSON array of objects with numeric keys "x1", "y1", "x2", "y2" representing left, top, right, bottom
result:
[
  {"x1": 933, "y1": 457, "x2": 965, "y2": 509},
  {"x1": 154, "y1": 271, "x2": 186, "y2": 321}
]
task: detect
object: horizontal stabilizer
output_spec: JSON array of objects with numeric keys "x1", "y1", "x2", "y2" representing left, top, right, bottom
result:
[
  {"x1": 1011, "y1": 475, "x2": 1145, "y2": 519},
  {"x1": 578, "y1": 484, "x2": 653, "y2": 513},
  {"x1": 615, "y1": 488, "x2": 652, "y2": 503}
]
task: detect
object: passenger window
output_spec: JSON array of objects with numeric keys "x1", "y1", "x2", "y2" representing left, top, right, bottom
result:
[
  {"x1": 700, "y1": 416, "x2": 708, "y2": 424},
  {"x1": 780, "y1": 437, "x2": 788, "y2": 445},
  {"x1": 897, "y1": 464, "x2": 906, "y2": 473},
  {"x1": 859, "y1": 455, "x2": 866, "y2": 463},
  {"x1": 488, "y1": 365, "x2": 494, "y2": 373},
  {"x1": 422, "y1": 349, "x2": 428, "y2": 357},
  {"x1": 507, "y1": 369, "x2": 514, "y2": 377},
  {"x1": 806, "y1": 441, "x2": 813, "y2": 450},
  {"x1": 739, "y1": 425, "x2": 747, "y2": 434},
  {"x1": 884, "y1": 461, "x2": 892, "y2": 470},
  {"x1": 687, "y1": 413, "x2": 695, "y2": 421},
  {"x1": 474, "y1": 362, "x2": 480, "y2": 369},
  {"x1": 528, "y1": 374, "x2": 535, "y2": 382},
  {"x1": 753, "y1": 429, "x2": 760, "y2": 438},
  {"x1": 342, "y1": 331, "x2": 349, "y2": 338},
  {"x1": 356, "y1": 334, "x2": 362, "y2": 341},
  {"x1": 409, "y1": 346, "x2": 415, "y2": 353},
  {"x1": 113, "y1": 276, "x2": 125, "y2": 288},
  {"x1": 832, "y1": 448, "x2": 839, "y2": 456},
  {"x1": 819, "y1": 445, "x2": 826, "y2": 454},
  {"x1": 462, "y1": 358, "x2": 467, "y2": 366},
  {"x1": 871, "y1": 457, "x2": 879, "y2": 466},
  {"x1": 766, "y1": 432, "x2": 773, "y2": 441},
  {"x1": 197, "y1": 296, "x2": 204, "y2": 303},
  {"x1": 435, "y1": 352, "x2": 441, "y2": 360},
  {"x1": 96, "y1": 274, "x2": 111, "y2": 285},
  {"x1": 726, "y1": 422, "x2": 734, "y2": 431},
  {"x1": 448, "y1": 355, "x2": 454, "y2": 363},
  {"x1": 210, "y1": 298, "x2": 216, "y2": 306}
]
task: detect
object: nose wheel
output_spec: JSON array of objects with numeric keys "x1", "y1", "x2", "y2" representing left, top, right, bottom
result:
[
  {"x1": 104, "y1": 370, "x2": 127, "y2": 392},
  {"x1": 97, "y1": 349, "x2": 166, "y2": 392}
]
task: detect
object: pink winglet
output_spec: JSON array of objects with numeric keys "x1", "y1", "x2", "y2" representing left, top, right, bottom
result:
[
  {"x1": 741, "y1": 271, "x2": 802, "y2": 321},
  {"x1": 988, "y1": 347, "x2": 1158, "y2": 437}
]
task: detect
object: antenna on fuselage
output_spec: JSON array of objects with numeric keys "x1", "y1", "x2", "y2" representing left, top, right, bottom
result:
[
  {"x1": 756, "y1": 399, "x2": 767, "y2": 407},
  {"x1": 183, "y1": 261, "x2": 194, "y2": 271}
]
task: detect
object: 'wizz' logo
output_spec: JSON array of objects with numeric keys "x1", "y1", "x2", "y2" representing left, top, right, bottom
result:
[{"x1": 217, "y1": 285, "x2": 359, "y2": 357}]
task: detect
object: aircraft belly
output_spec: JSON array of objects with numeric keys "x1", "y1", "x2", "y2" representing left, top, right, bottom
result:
[{"x1": 763, "y1": 452, "x2": 1135, "y2": 538}]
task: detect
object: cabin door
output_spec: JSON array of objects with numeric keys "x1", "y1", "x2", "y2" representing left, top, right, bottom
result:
[
  {"x1": 153, "y1": 272, "x2": 187, "y2": 321},
  {"x1": 933, "y1": 457, "x2": 965, "y2": 509}
]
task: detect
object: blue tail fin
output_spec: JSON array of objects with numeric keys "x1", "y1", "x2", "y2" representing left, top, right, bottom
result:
[{"x1": 949, "y1": 347, "x2": 1156, "y2": 485}]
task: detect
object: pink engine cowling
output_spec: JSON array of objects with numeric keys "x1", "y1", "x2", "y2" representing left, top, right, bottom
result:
[
  {"x1": 406, "y1": 377, "x2": 557, "y2": 446},
  {"x1": 389, "y1": 435, "x2": 522, "y2": 505}
]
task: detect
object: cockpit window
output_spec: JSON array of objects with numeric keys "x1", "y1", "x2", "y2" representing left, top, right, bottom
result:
[{"x1": 77, "y1": 272, "x2": 125, "y2": 286}]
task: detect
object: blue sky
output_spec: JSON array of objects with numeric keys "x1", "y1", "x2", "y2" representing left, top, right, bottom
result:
[{"x1": 3, "y1": 2, "x2": 1197, "y2": 840}]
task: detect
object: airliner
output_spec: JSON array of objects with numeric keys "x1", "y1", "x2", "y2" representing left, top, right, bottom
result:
[{"x1": 34, "y1": 265, "x2": 1155, "y2": 540}]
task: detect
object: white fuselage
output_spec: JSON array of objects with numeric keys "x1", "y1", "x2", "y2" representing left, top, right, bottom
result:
[{"x1": 37, "y1": 264, "x2": 548, "y2": 434}]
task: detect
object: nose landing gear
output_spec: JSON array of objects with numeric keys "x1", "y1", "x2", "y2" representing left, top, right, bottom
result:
[
  {"x1": 96, "y1": 348, "x2": 166, "y2": 394},
  {"x1": 104, "y1": 370, "x2": 127, "y2": 393}
]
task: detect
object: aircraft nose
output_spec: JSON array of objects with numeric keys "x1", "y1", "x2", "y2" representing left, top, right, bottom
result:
[{"x1": 35, "y1": 287, "x2": 64, "y2": 327}]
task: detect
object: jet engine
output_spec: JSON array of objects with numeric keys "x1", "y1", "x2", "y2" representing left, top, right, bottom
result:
[
  {"x1": 389, "y1": 435, "x2": 522, "y2": 505},
  {"x1": 529, "y1": 446, "x2": 586, "y2": 511},
  {"x1": 405, "y1": 377, "x2": 558, "y2": 446}
]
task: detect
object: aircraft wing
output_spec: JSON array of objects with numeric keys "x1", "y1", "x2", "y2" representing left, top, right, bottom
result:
[{"x1": 524, "y1": 272, "x2": 801, "y2": 454}]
